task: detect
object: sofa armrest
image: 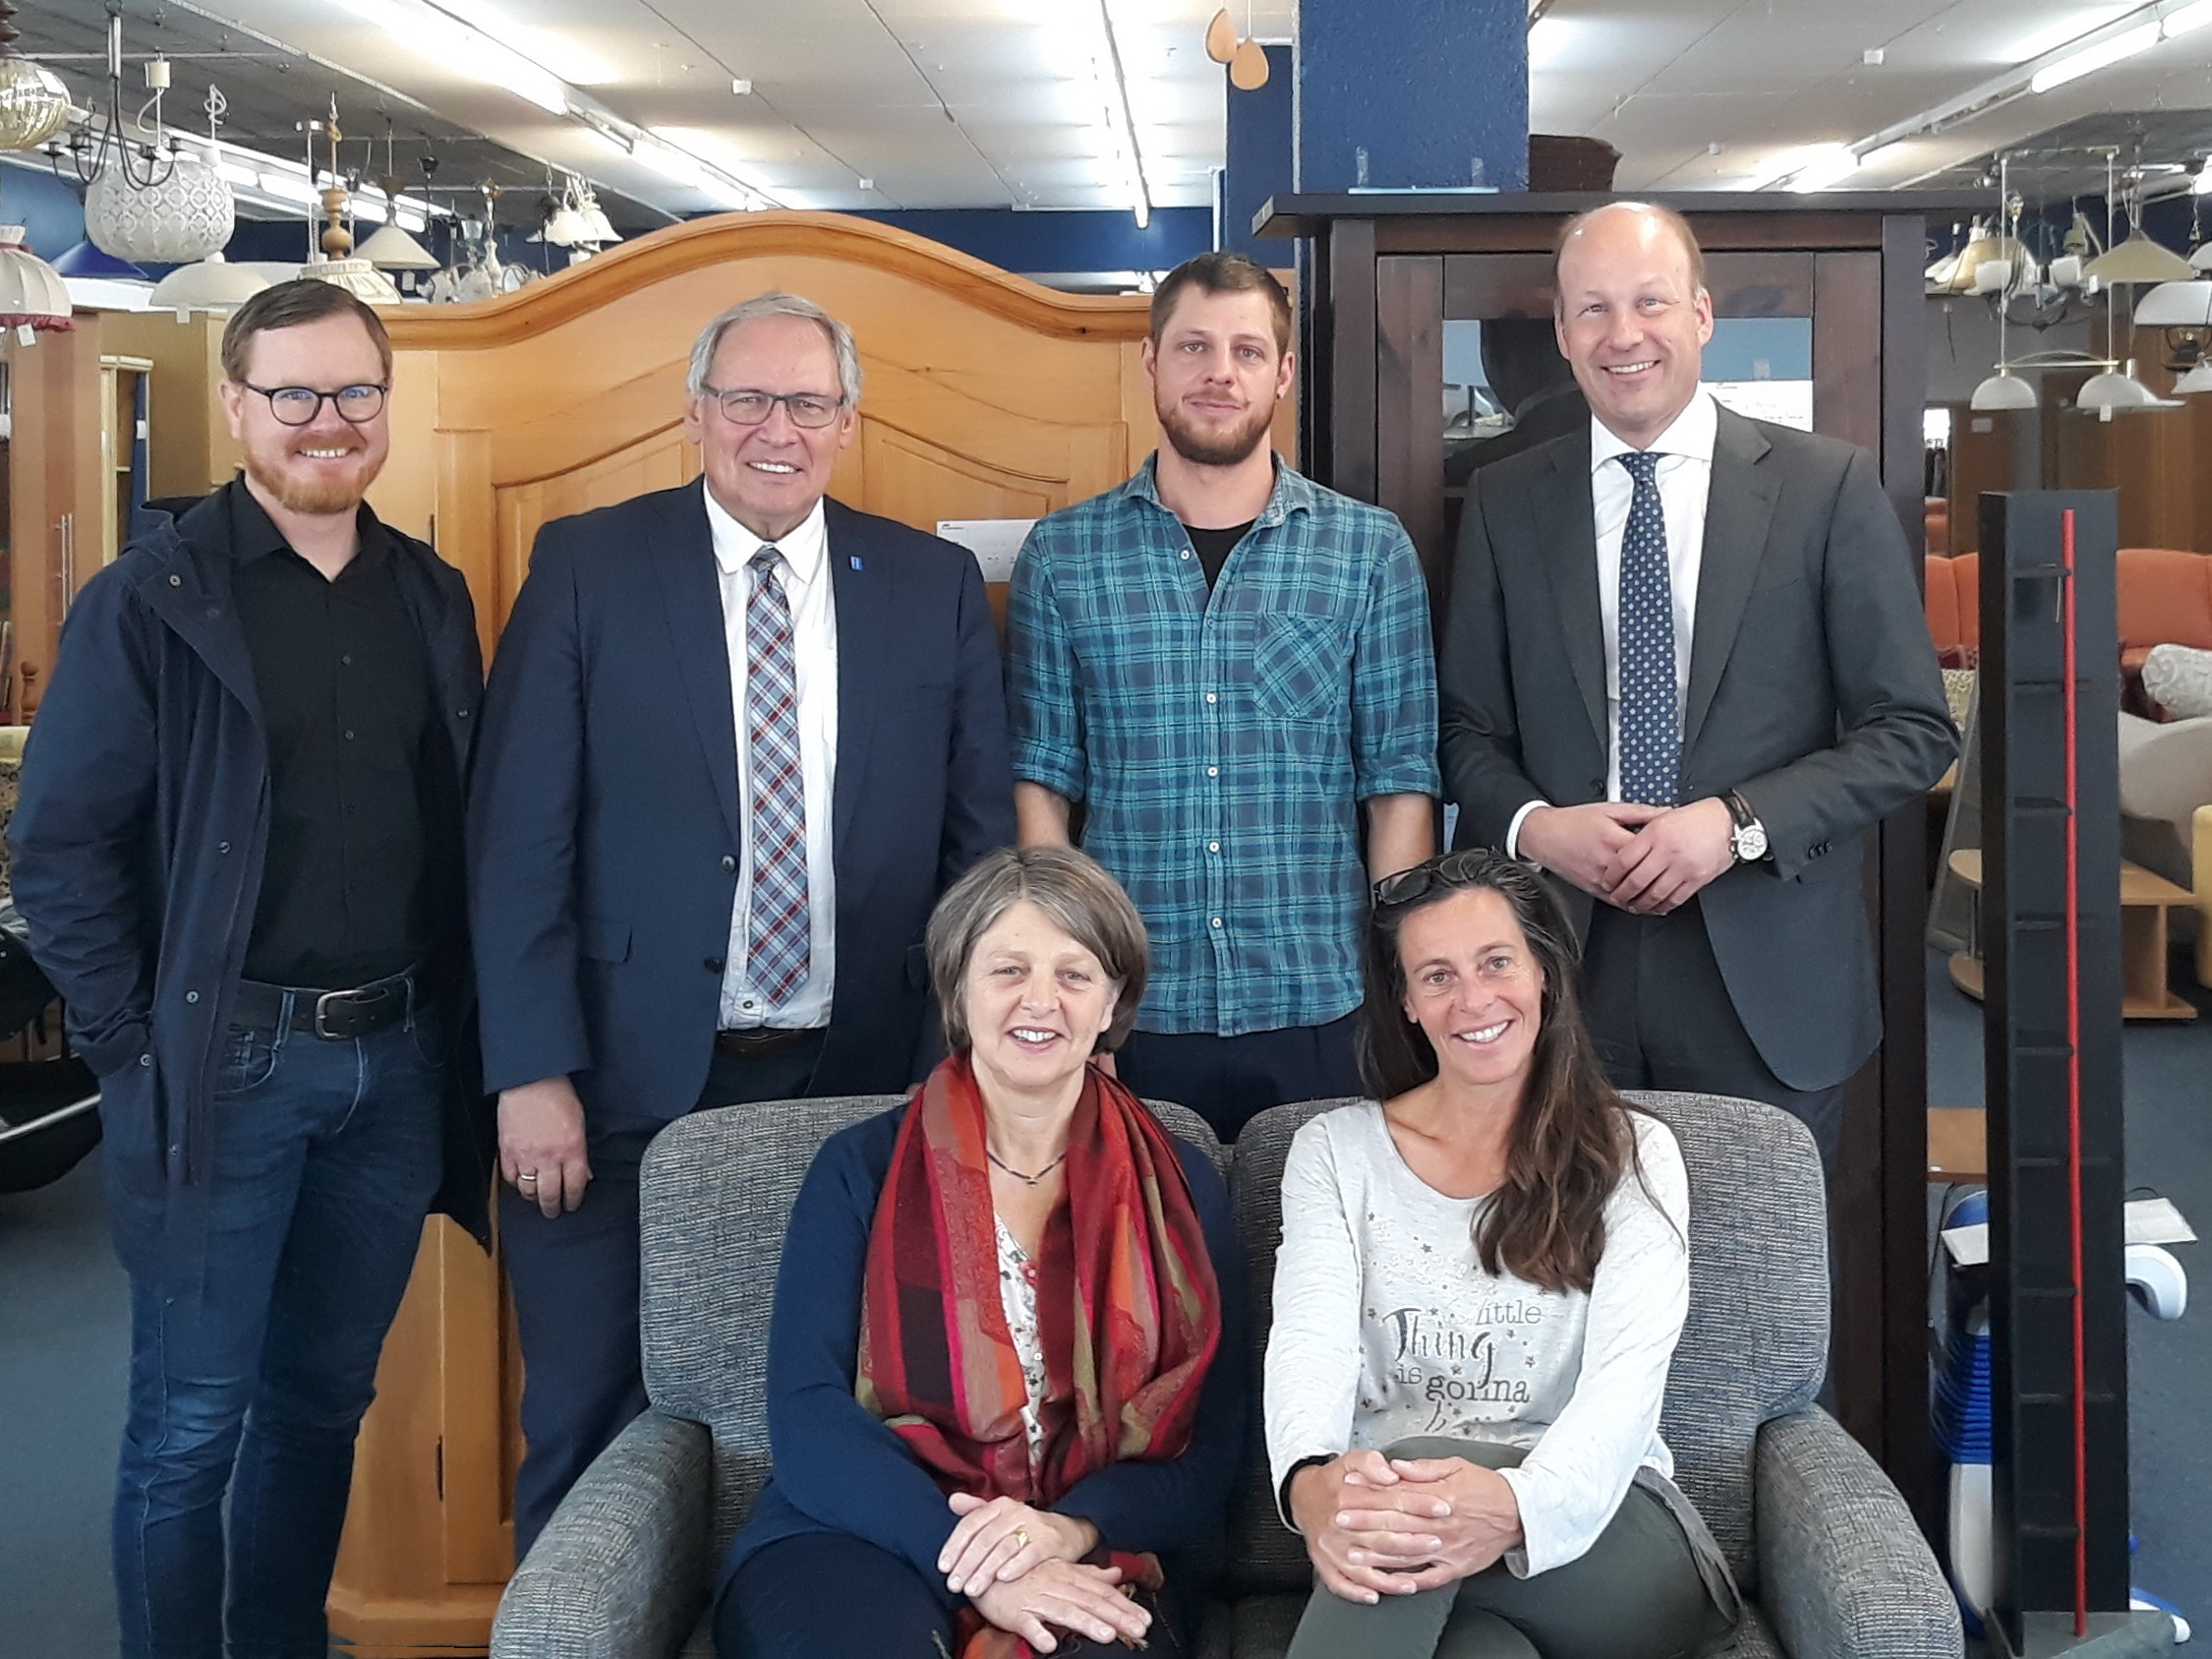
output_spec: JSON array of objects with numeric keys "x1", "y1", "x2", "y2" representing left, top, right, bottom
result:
[
  {"x1": 1753, "y1": 1408, "x2": 1961, "y2": 1659},
  {"x1": 492, "y1": 1408, "x2": 714, "y2": 1659},
  {"x1": 2194, "y1": 803, "x2": 2210, "y2": 989}
]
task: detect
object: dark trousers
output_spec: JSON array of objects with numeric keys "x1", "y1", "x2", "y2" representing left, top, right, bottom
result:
[
  {"x1": 1284, "y1": 1440, "x2": 1719, "y2": 1659},
  {"x1": 1580, "y1": 900, "x2": 1843, "y2": 1177},
  {"x1": 110, "y1": 1000, "x2": 445, "y2": 1659},
  {"x1": 716, "y1": 1531, "x2": 1194, "y2": 1659},
  {"x1": 1115, "y1": 1015, "x2": 1361, "y2": 1143},
  {"x1": 502, "y1": 1031, "x2": 827, "y2": 1560}
]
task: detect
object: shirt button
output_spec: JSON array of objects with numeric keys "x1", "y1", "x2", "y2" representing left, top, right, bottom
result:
[
  {"x1": 722, "y1": 855, "x2": 737, "y2": 872},
  {"x1": 1206, "y1": 766, "x2": 1219, "y2": 778},
  {"x1": 168, "y1": 575, "x2": 181, "y2": 587},
  {"x1": 217, "y1": 841, "x2": 231, "y2": 854},
  {"x1": 341, "y1": 653, "x2": 353, "y2": 667},
  {"x1": 457, "y1": 708, "x2": 471, "y2": 719},
  {"x1": 1181, "y1": 550, "x2": 1192, "y2": 561},
  {"x1": 140, "y1": 1054, "x2": 153, "y2": 1067},
  {"x1": 740, "y1": 997, "x2": 759, "y2": 1013},
  {"x1": 1207, "y1": 841, "x2": 1220, "y2": 853},
  {"x1": 705, "y1": 957, "x2": 726, "y2": 973},
  {"x1": 1209, "y1": 917, "x2": 1223, "y2": 928},
  {"x1": 344, "y1": 731, "x2": 356, "y2": 741},
  {"x1": 1204, "y1": 692, "x2": 1217, "y2": 704},
  {"x1": 184, "y1": 990, "x2": 200, "y2": 1004}
]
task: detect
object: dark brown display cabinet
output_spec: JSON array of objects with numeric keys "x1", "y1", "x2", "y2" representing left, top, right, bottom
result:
[{"x1": 1257, "y1": 191, "x2": 1986, "y2": 1520}]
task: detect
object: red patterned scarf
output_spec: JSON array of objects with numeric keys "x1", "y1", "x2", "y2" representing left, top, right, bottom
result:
[{"x1": 856, "y1": 1053, "x2": 1221, "y2": 1654}]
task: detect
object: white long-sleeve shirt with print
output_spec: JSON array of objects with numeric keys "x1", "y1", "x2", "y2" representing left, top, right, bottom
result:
[{"x1": 1264, "y1": 1102, "x2": 1689, "y2": 1577}]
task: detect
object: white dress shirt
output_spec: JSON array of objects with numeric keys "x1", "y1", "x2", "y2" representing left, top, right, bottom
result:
[
  {"x1": 1507, "y1": 391, "x2": 1717, "y2": 858},
  {"x1": 705, "y1": 482, "x2": 839, "y2": 1029}
]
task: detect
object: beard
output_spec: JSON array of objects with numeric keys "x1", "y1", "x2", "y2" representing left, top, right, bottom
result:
[
  {"x1": 1156, "y1": 394, "x2": 1274, "y2": 469},
  {"x1": 243, "y1": 442, "x2": 376, "y2": 517}
]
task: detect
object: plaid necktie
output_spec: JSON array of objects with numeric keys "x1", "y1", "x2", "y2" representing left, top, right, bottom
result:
[
  {"x1": 1615, "y1": 450, "x2": 1680, "y2": 806},
  {"x1": 744, "y1": 546, "x2": 809, "y2": 1003}
]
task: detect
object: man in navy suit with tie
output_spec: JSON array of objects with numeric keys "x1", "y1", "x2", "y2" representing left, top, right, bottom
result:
[
  {"x1": 469, "y1": 292, "x2": 1015, "y2": 1551},
  {"x1": 1440, "y1": 203, "x2": 1952, "y2": 1173}
]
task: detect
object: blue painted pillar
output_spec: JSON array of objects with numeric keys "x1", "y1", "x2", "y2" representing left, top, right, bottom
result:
[
  {"x1": 1294, "y1": 0, "x2": 1527, "y2": 193},
  {"x1": 1219, "y1": 44, "x2": 1294, "y2": 260}
]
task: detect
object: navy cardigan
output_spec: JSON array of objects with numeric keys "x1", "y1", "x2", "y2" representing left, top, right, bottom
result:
[{"x1": 716, "y1": 1103, "x2": 1248, "y2": 1608}]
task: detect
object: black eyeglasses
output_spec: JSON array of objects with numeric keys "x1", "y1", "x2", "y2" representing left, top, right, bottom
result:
[
  {"x1": 698, "y1": 385, "x2": 846, "y2": 429},
  {"x1": 241, "y1": 383, "x2": 388, "y2": 427},
  {"x1": 1371, "y1": 848, "x2": 1513, "y2": 908}
]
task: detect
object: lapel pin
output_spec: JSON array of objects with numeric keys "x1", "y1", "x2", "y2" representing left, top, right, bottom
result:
[{"x1": 849, "y1": 556, "x2": 864, "y2": 571}]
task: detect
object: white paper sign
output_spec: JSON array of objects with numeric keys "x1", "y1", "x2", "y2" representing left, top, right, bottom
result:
[
  {"x1": 1942, "y1": 1197, "x2": 2197, "y2": 1268},
  {"x1": 937, "y1": 518, "x2": 1037, "y2": 583}
]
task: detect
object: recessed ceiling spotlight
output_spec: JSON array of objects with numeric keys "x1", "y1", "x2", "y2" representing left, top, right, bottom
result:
[
  {"x1": 731, "y1": 78, "x2": 752, "y2": 95},
  {"x1": 1863, "y1": 47, "x2": 1885, "y2": 65}
]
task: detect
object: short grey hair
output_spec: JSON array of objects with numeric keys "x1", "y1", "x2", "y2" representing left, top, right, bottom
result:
[
  {"x1": 927, "y1": 847, "x2": 1149, "y2": 1056},
  {"x1": 684, "y1": 291, "x2": 864, "y2": 406}
]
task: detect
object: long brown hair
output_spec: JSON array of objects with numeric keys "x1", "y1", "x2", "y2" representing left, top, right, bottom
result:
[{"x1": 1359, "y1": 850, "x2": 1644, "y2": 1295}]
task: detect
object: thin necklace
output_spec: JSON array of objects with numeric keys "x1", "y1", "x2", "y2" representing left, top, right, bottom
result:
[{"x1": 986, "y1": 1146, "x2": 1069, "y2": 1186}]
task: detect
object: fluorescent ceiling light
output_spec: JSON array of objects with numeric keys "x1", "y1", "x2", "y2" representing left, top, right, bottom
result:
[
  {"x1": 258, "y1": 172, "x2": 322, "y2": 206},
  {"x1": 333, "y1": 0, "x2": 570, "y2": 114},
  {"x1": 1787, "y1": 145, "x2": 1861, "y2": 193},
  {"x1": 431, "y1": 0, "x2": 618, "y2": 85},
  {"x1": 2163, "y1": 0, "x2": 2212, "y2": 38},
  {"x1": 217, "y1": 161, "x2": 260, "y2": 189},
  {"x1": 634, "y1": 134, "x2": 758, "y2": 210},
  {"x1": 2028, "y1": 21, "x2": 2159, "y2": 92},
  {"x1": 650, "y1": 126, "x2": 765, "y2": 193}
]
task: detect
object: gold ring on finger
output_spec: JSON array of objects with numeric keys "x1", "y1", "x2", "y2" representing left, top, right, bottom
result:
[{"x1": 1016, "y1": 1527, "x2": 1029, "y2": 1549}]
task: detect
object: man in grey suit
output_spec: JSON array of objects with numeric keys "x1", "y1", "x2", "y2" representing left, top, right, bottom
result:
[{"x1": 1439, "y1": 202, "x2": 1954, "y2": 1169}]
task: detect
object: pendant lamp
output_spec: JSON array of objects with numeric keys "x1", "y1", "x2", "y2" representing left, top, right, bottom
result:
[{"x1": 0, "y1": 223, "x2": 73, "y2": 333}]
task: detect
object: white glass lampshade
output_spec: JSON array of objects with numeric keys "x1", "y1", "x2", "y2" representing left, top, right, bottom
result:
[
  {"x1": 2135, "y1": 279, "x2": 2212, "y2": 329},
  {"x1": 354, "y1": 221, "x2": 440, "y2": 271},
  {"x1": 579, "y1": 206, "x2": 618, "y2": 244},
  {"x1": 147, "y1": 252, "x2": 269, "y2": 314},
  {"x1": 1969, "y1": 370, "x2": 2038, "y2": 411},
  {"x1": 86, "y1": 151, "x2": 236, "y2": 265},
  {"x1": 2172, "y1": 361, "x2": 2212, "y2": 394},
  {"x1": 2083, "y1": 231, "x2": 2195, "y2": 286},
  {"x1": 0, "y1": 56, "x2": 72, "y2": 150},
  {"x1": 2075, "y1": 363, "x2": 2176, "y2": 411},
  {"x1": 298, "y1": 256, "x2": 401, "y2": 303},
  {"x1": 542, "y1": 206, "x2": 589, "y2": 247},
  {"x1": 0, "y1": 224, "x2": 73, "y2": 331}
]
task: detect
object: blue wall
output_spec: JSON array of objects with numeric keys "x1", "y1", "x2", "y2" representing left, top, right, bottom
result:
[
  {"x1": 1296, "y1": 0, "x2": 1527, "y2": 193},
  {"x1": 0, "y1": 160, "x2": 87, "y2": 259},
  {"x1": 1221, "y1": 45, "x2": 1294, "y2": 260},
  {"x1": 842, "y1": 207, "x2": 1212, "y2": 273}
]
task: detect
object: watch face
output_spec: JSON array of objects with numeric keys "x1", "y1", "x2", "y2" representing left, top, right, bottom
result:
[{"x1": 1737, "y1": 822, "x2": 1770, "y2": 860}]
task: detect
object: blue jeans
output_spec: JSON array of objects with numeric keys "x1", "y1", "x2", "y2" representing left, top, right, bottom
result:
[{"x1": 111, "y1": 995, "x2": 444, "y2": 1659}]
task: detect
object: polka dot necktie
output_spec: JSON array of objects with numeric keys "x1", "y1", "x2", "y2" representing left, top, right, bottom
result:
[
  {"x1": 744, "y1": 546, "x2": 810, "y2": 1003},
  {"x1": 1615, "y1": 451, "x2": 1680, "y2": 806}
]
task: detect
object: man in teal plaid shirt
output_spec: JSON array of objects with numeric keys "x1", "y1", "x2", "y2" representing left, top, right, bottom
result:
[{"x1": 1006, "y1": 252, "x2": 1438, "y2": 1140}]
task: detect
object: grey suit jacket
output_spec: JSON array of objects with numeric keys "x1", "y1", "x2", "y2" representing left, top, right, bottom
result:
[{"x1": 1438, "y1": 402, "x2": 1956, "y2": 1091}]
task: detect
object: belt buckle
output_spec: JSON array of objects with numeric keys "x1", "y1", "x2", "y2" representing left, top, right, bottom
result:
[
  {"x1": 313, "y1": 979, "x2": 400, "y2": 1039},
  {"x1": 313, "y1": 987, "x2": 361, "y2": 1039}
]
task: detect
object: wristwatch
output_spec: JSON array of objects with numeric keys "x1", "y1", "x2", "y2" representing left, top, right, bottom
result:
[{"x1": 1722, "y1": 790, "x2": 1770, "y2": 863}]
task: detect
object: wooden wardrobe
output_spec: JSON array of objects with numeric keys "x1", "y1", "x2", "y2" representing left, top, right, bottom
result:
[{"x1": 325, "y1": 210, "x2": 1221, "y2": 1651}]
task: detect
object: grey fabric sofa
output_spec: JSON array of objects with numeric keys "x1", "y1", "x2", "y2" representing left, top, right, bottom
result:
[{"x1": 491, "y1": 1091, "x2": 1960, "y2": 1659}]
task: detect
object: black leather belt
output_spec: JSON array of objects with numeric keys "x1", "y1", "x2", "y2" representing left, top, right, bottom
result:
[
  {"x1": 233, "y1": 969, "x2": 418, "y2": 1040},
  {"x1": 714, "y1": 1026, "x2": 818, "y2": 1059}
]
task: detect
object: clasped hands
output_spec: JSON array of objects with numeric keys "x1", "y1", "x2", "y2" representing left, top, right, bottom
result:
[
  {"x1": 1289, "y1": 1451, "x2": 1525, "y2": 1605},
  {"x1": 1518, "y1": 798, "x2": 1735, "y2": 915},
  {"x1": 938, "y1": 1492, "x2": 1151, "y2": 1652}
]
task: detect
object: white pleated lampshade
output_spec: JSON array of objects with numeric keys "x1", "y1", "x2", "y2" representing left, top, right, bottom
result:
[
  {"x1": 147, "y1": 252, "x2": 270, "y2": 314},
  {"x1": 0, "y1": 224, "x2": 72, "y2": 331},
  {"x1": 2075, "y1": 364, "x2": 2177, "y2": 411},
  {"x1": 298, "y1": 256, "x2": 402, "y2": 303}
]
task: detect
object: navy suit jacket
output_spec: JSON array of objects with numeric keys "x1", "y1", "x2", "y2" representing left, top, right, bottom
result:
[
  {"x1": 1440, "y1": 406, "x2": 1955, "y2": 1092},
  {"x1": 469, "y1": 486, "x2": 1015, "y2": 1123}
]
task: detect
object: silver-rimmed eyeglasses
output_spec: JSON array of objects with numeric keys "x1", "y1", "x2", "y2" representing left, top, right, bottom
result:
[
  {"x1": 241, "y1": 383, "x2": 388, "y2": 427},
  {"x1": 698, "y1": 385, "x2": 845, "y2": 429}
]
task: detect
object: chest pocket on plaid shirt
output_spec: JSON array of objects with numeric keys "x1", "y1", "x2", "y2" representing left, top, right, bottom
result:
[{"x1": 1252, "y1": 613, "x2": 1347, "y2": 723}]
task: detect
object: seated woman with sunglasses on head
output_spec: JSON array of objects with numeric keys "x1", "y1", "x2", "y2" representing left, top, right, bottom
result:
[
  {"x1": 1264, "y1": 850, "x2": 1737, "y2": 1659},
  {"x1": 715, "y1": 847, "x2": 1243, "y2": 1659}
]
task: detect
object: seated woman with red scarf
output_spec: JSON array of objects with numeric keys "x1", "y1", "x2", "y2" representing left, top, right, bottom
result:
[{"x1": 713, "y1": 846, "x2": 1245, "y2": 1659}]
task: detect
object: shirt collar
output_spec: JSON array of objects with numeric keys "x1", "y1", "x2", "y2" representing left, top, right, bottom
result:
[
  {"x1": 222, "y1": 476, "x2": 389, "y2": 567},
  {"x1": 1588, "y1": 388, "x2": 1717, "y2": 475},
  {"x1": 1117, "y1": 449, "x2": 1317, "y2": 532},
  {"x1": 703, "y1": 482, "x2": 829, "y2": 586}
]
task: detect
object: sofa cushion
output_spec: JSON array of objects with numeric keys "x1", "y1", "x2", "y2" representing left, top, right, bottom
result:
[{"x1": 2142, "y1": 642, "x2": 2212, "y2": 722}]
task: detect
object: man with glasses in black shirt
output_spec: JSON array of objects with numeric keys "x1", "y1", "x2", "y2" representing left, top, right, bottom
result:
[{"x1": 10, "y1": 280, "x2": 490, "y2": 1658}]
